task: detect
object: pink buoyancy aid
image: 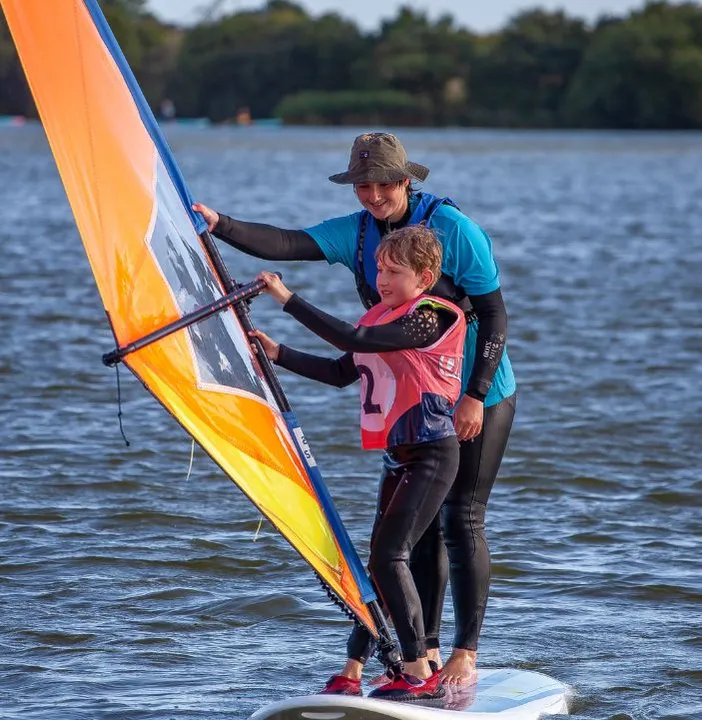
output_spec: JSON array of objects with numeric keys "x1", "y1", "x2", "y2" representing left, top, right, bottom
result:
[{"x1": 353, "y1": 295, "x2": 466, "y2": 450}]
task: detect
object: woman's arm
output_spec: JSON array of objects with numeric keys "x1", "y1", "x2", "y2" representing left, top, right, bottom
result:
[
  {"x1": 214, "y1": 215, "x2": 325, "y2": 261},
  {"x1": 464, "y1": 288, "x2": 507, "y2": 401},
  {"x1": 439, "y1": 210, "x2": 508, "y2": 400},
  {"x1": 276, "y1": 347, "x2": 359, "y2": 388}
]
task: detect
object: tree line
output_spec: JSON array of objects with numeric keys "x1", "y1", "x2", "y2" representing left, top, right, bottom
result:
[{"x1": 2, "y1": 0, "x2": 702, "y2": 129}]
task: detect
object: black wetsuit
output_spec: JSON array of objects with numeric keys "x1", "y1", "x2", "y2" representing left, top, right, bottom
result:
[
  {"x1": 277, "y1": 295, "x2": 460, "y2": 662},
  {"x1": 214, "y1": 211, "x2": 515, "y2": 652}
]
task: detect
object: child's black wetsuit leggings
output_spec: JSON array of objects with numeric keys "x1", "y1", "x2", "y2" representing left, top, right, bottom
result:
[{"x1": 346, "y1": 435, "x2": 460, "y2": 663}]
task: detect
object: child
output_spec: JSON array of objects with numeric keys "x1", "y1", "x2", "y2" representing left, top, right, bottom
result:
[{"x1": 252, "y1": 225, "x2": 466, "y2": 702}]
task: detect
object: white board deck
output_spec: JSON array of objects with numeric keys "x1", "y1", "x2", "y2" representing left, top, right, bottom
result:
[{"x1": 249, "y1": 668, "x2": 569, "y2": 720}]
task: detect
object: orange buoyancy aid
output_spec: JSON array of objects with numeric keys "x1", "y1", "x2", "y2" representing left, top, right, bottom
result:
[{"x1": 353, "y1": 295, "x2": 466, "y2": 450}]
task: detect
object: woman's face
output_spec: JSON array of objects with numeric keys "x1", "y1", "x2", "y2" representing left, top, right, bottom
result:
[{"x1": 354, "y1": 179, "x2": 409, "y2": 222}]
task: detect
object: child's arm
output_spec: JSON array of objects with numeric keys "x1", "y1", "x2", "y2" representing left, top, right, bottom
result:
[
  {"x1": 284, "y1": 294, "x2": 454, "y2": 353},
  {"x1": 249, "y1": 329, "x2": 358, "y2": 388},
  {"x1": 258, "y1": 271, "x2": 452, "y2": 353},
  {"x1": 278, "y1": 346, "x2": 359, "y2": 388}
]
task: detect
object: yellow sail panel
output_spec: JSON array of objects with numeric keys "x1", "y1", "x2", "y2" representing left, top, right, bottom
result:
[{"x1": 2, "y1": 0, "x2": 376, "y2": 634}]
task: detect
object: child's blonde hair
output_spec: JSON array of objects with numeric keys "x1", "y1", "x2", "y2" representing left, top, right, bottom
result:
[{"x1": 375, "y1": 225, "x2": 442, "y2": 287}]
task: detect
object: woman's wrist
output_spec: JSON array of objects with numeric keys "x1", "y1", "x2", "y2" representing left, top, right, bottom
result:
[{"x1": 465, "y1": 387, "x2": 487, "y2": 402}]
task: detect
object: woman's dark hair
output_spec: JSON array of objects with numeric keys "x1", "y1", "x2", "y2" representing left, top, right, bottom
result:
[{"x1": 400, "y1": 180, "x2": 418, "y2": 198}]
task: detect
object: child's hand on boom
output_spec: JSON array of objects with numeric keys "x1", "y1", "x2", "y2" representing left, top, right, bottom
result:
[
  {"x1": 258, "y1": 270, "x2": 292, "y2": 305},
  {"x1": 249, "y1": 329, "x2": 280, "y2": 362}
]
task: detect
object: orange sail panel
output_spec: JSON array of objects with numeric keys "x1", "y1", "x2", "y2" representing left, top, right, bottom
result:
[{"x1": 2, "y1": 0, "x2": 376, "y2": 635}]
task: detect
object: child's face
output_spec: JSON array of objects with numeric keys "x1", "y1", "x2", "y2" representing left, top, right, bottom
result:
[{"x1": 376, "y1": 254, "x2": 433, "y2": 309}]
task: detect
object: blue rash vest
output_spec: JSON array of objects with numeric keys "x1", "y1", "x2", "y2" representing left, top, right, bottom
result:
[
  {"x1": 304, "y1": 192, "x2": 516, "y2": 407},
  {"x1": 353, "y1": 193, "x2": 458, "y2": 308}
]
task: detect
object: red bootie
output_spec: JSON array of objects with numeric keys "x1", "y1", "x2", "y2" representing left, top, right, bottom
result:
[
  {"x1": 369, "y1": 669, "x2": 445, "y2": 702},
  {"x1": 319, "y1": 675, "x2": 362, "y2": 696}
]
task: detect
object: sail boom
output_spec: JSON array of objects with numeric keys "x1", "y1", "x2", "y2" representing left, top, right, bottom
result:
[{"x1": 103, "y1": 276, "x2": 269, "y2": 366}]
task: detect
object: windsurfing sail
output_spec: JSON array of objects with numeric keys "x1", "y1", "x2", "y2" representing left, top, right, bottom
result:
[{"x1": 1, "y1": 0, "x2": 378, "y2": 635}]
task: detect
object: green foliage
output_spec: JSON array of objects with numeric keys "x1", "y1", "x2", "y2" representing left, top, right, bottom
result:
[
  {"x1": 100, "y1": 1, "x2": 144, "y2": 68},
  {"x1": 470, "y1": 9, "x2": 590, "y2": 127},
  {"x1": 275, "y1": 89, "x2": 433, "y2": 125},
  {"x1": 562, "y1": 2, "x2": 702, "y2": 128},
  {"x1": 99, "y1": 0, "x2": 180, "y2": 106},
  {"x1": 2, "y1": 1, "x2": 702, "y2": 128},
  {"x1": 169, "y1": 1, "x2": 368, "y2": 121},
  {"x1": 0, "y1": 12, "x2": 30, "y2": 115},
  {"x1": 101, "y1": 0, "x2": 148, "y2": 11},
  {"x1": 352, "y1": 8, "x2": 475, "y2": 125}
]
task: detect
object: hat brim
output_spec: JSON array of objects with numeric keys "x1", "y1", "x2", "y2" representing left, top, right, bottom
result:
[{"x1": 329, "y1": 161, "x2": 429, "y2": 185}]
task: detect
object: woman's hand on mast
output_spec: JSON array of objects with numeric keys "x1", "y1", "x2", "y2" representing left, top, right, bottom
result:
[
  {"x1": 249, "y1": 329, "x2": 280, "y2": 362},
  {"x1": 453, "y1": 394, "x2": 484, "y2": 441},
  {"x1": 192, "y1": 202, "x2": 219, "y2": 232},
  {"x1": 257, "y1": 270, "x2": 292, "y2": 305}
]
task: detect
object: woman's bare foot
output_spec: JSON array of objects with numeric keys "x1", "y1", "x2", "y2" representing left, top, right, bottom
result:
[{"x1": 440, "y1": 649, "x2": 477, "y2": 685}]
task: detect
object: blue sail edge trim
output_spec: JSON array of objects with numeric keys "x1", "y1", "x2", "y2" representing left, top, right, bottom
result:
[
  {"x1": 282, "y1": 411, "x2": 376, "y2": 604},
  {"x1": 82, "y1": 0, "x2": 207, "y2": 235}
]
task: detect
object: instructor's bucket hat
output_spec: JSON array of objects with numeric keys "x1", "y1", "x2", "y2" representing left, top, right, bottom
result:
[{"x1": 328, "y1": 132, "x2": 430, "y2": 185}]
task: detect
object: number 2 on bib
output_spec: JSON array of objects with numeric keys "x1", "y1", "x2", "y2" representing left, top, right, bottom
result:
[{"x1": 356, "y1": 364, "x2": 382, "y2": 415}]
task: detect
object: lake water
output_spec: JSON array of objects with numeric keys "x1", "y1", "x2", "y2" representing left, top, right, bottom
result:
[{"x1": 1, "y1": 125, "x2": 700, "y2": 720}]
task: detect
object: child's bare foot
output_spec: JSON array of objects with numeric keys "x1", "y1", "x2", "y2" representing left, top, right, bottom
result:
[{"x1": 440, "y1": 649, "x2": 477, "y2": 685}]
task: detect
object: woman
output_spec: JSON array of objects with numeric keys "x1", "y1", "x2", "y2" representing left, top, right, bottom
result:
[{"x1": 193, "y1": 132, "x2": 517, "y2": 685}]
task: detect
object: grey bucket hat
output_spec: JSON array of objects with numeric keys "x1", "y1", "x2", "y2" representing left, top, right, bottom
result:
[{"x1": 329, "y1": 133, "x2": 430, "y2": 185}]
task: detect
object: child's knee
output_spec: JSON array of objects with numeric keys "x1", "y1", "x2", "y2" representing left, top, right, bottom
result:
[{"x1": 369, "y1": 545, "x2": 409, "y2": 577}]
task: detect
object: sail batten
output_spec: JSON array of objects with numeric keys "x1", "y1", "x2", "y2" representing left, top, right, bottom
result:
[{"x1": 2, "y1": 0, "x2": 377, "y2": 635}]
